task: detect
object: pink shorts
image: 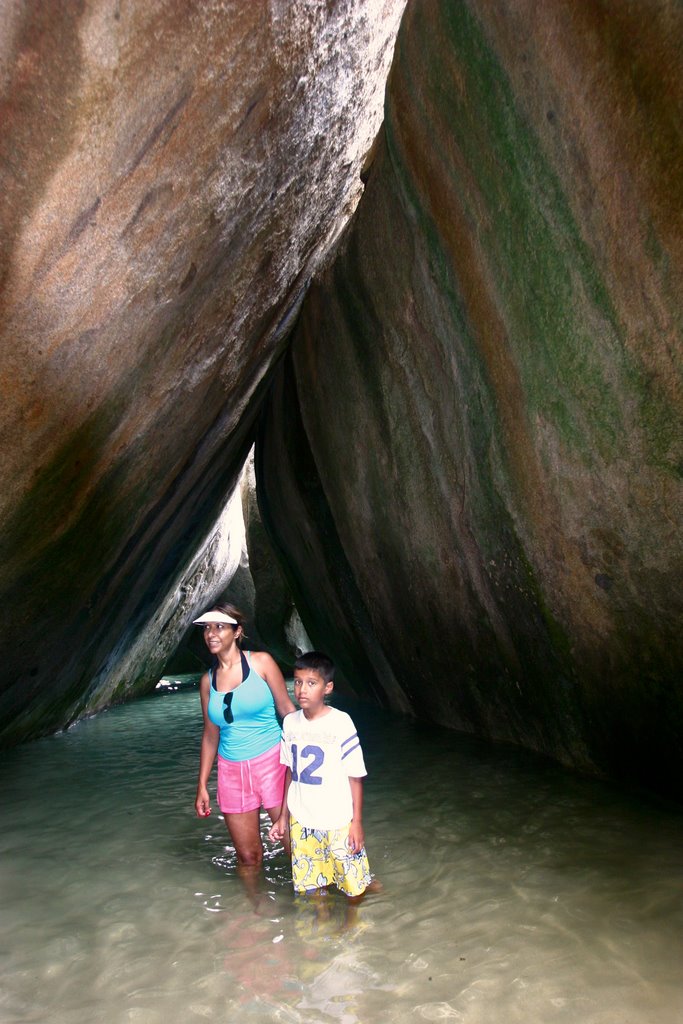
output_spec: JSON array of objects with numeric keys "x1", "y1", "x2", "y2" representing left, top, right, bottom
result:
[{"x1": 217, "y1": 744, "x2": 286, "y2": 815}]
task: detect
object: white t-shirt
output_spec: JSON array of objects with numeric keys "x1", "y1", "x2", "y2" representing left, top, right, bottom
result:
[{"x1": 280, "y1": 707, "x2": 367, "y2": 830}]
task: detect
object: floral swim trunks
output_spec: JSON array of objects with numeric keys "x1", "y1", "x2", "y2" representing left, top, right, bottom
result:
[{"x1": 289, "y1": 816, "x2": 372, "y2": 897}]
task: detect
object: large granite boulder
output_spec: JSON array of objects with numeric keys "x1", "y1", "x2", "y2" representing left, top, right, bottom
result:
[
  {"x1": 257, "y1": 0, "x2": 683, "y2": 793},
  {"x1": 0, "y1": 0, "x2": 405, "y2": 743}
]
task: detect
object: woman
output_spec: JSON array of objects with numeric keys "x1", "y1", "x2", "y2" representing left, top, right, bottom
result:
[{"x1": 194, "y1": 603, "x2": 295, "y2": 870}]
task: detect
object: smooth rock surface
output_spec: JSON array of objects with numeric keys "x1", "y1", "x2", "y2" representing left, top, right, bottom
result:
[
  {"x1": 258, "y1": 0, "x2": 683, "y2": 792},
  {"x1": 0, "y1": 0, "x2": 405, "y2": 743}
]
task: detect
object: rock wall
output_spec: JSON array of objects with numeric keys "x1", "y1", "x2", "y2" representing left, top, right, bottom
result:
[
  {"x1": 0, "y1": 0, "x2": 405, "y2": 743},
  {"x1": 257, "y1": 0, "x2": 683, "y2": 793}
]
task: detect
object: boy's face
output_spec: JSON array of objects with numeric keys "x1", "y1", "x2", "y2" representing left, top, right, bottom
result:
[{"x1": 293, "y1": 668, "x2": 333, "y2": 713}]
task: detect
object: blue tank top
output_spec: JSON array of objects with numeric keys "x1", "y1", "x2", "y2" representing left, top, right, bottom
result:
[{"x1": 207, "y1": 651, "x2": 281, "y2": 761}]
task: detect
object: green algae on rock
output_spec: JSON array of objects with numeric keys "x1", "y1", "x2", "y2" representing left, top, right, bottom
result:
[{"x1": 257, "y1": 0, "x2": 683, "y2": 795}]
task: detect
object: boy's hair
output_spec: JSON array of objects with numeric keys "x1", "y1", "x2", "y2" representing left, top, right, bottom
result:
[{"x1": 294, "y1": 651, "x2": 335, "y2": 684}]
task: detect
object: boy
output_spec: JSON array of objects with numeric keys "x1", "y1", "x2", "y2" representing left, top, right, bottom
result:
[{"x1": 269, "y1": 651, "x2": 373, "y2": 898}]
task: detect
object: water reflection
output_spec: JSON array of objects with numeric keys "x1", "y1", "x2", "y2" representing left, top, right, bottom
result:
[{"x1": 0, "y1": 687, "x2": 681, "y2": 1023}]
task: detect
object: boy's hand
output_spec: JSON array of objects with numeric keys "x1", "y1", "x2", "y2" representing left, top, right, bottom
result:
[
  {"x1": 347, "y1": 820, "x2": 365, "y2": 853},
  {"x1": 268, "y1": 815, "x2": 287, "y2": 842}
]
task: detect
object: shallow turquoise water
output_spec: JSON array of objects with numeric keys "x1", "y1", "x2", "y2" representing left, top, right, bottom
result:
[{"x1": 1, "y1": 685, "x2": 682, "y2": 1023}]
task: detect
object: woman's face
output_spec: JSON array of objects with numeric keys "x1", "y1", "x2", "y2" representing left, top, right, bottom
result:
[{"x1": 202, "y1": 621, "x2": 238, "y2": 655}]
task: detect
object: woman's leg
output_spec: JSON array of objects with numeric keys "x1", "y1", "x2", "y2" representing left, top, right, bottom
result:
[
  {"x1": 224, "y1": 810, "x2": 267, "y2": 906},
  {"x1": 223, "y1": 809, "x2": 263, "y2": 865}
]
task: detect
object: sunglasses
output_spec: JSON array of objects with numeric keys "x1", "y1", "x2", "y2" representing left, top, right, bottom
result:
[{"x1": 222, "y1": 692, "x2": 234, "y2": 724}]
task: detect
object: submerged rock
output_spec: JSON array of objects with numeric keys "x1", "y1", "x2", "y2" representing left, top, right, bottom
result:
[{"x1": 257, "y1": 0, "x2": 683, "y2": 793}]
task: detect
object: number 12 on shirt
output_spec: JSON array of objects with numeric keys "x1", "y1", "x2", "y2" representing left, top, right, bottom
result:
[{"x1": 291, "y1": 743, "x2": 324, "y2": 785}]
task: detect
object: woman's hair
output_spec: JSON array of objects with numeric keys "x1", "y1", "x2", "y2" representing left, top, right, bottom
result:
[
  {"x1": 210, "y1": 602, "x2": 246, "y2": 643},
  {"x1": 209, "y1": 601, "x2": 244, "y2": 623}
]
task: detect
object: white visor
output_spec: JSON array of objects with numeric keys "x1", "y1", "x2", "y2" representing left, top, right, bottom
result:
[{"x1": 192, "y1": 611, "x2": 238, "y2": 625}]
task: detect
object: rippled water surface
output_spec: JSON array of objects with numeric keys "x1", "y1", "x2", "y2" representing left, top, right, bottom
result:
[{"x1": 1, "y1": 684, "x2": 682, "y2": 1023}]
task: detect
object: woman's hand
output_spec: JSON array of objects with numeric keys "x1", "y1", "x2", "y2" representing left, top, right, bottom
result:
[
  {"x1": 268, "y1": 814, "x2": 287, "y2": 842},
  {"x1": 195, "y1": 785, "x2": 211, "y2": 818}
]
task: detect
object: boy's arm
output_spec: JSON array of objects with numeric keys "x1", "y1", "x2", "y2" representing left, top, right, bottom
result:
[
  {"x1": 347, "y1": 777, "x2": 365, "y2": 852},
  {"x1": 268, "y1": 767, "x2": 292, "y2": 841}
]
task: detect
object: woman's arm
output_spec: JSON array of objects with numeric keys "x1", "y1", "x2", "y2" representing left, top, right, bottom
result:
[
  {"x1": 195, "y1": 671, "x2": 220, "y2": 817},
  {"x1": 252, "y1": 651, "x2": 296, "y2": 718}
]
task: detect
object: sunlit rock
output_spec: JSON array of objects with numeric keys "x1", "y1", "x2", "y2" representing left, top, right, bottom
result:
[
  {"x1": 90, "y1": 469, "x2": 248, "y2": 716},
  {"x1": 258, "y1": 0, "x2": 683, "y2": 793},
  {"x1": 241, "y1": 453, "x2": 311, "y2": 666},
  {"x1": 0, "y1": 0, "x2": 405, "y2": 743},
  {"x1": 161, "y1": 450, "x2": 308, "y2": 678}
]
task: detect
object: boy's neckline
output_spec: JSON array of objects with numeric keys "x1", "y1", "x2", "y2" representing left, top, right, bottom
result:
[{"x1": 300, "y1": 705, "x2": 333, "y2": 722}]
